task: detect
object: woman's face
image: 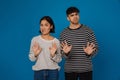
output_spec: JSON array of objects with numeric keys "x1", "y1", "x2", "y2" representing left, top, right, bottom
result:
[{"x1": 40, "y1": 20, "x2": 52, "y2": 35}]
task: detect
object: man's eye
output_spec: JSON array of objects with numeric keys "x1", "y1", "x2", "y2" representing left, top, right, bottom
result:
[{"x1": 70, "y1": 15, "x2": 74, "y2": 16}]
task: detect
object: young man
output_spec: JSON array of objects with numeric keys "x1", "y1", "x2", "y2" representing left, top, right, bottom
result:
[{"x1": 60, "y1": 7, "x2": 98, "y2": 80}]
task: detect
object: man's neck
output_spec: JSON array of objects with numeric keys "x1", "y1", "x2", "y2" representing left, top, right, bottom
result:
[{"x1": 69, "y1": 23, "x2": 81, "y2": 29}]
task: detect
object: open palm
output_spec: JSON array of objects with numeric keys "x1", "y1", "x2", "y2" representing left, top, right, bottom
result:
[
  {"x1": 83, "y1": 42, "x2": 96, "y2": 55},
  {"x1": 49, "y1": 43, "x2": 57, "y2": 57},
  {"x1": 32, "y1": 41, "x2": 42, "y2": 57},
  {"x1": 61, "y1": 40, "x2": 72, "y2": 54}
]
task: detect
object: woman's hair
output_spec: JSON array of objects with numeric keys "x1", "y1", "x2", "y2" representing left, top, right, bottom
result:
[{"x1": 39, "y1": 16, "x2": 55, "y2": 33}]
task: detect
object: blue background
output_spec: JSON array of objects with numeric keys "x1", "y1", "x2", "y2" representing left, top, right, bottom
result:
[{"x1": 0, "y1": 0, "x2": 120, "y2": 80}]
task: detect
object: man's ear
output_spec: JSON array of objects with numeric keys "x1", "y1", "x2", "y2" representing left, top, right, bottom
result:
[{"x1": 67, "y1": 17, "x2": 70, "y2": 21}]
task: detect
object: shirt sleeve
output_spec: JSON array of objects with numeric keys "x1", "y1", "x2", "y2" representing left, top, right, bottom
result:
[
  {"x1": 59, "y1": 30, "x2": 71, "y2": 59},
  {"x1": 87, "y1": 28, "x2": 98, "y2": 57}
]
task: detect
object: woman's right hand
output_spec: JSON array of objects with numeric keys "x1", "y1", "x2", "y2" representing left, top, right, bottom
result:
[{"x1": 32, "y1": 41, "x2": 42, "y2": 57}]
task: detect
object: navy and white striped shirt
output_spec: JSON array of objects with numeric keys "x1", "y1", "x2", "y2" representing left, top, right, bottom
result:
[{"x1": 60, "y1": 24, "x2": 98, "y2": 73}]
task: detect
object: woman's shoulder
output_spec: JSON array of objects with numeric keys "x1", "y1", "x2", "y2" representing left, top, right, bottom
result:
[
  {"x1": 31, "y1": 35, "x2": 40, "y2": 41},
  {"x1": 53, "y1": 37, "x2": 60, "y2": 43}
]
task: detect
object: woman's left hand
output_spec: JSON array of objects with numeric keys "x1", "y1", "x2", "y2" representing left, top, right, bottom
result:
[{"x1": 49, "y1": 42, "x2": 57, "y2": 57}]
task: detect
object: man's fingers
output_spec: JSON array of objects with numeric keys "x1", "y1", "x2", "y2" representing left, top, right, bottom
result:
[
  {"x1": 64, "y1": 40, "x2": 68, "y2": 45},
  {"x1": 87, "y1": 42, "x2": 95, "y2": 48},
  {"x1": 87, "y1": 42, "x2": 90, "y2": 47},
  {"x1": 61, "y1": 42, "x2": 65, "y2": 48}
]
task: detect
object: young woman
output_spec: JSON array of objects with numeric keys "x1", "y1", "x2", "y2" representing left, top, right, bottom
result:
[{"x1": 29, "y1": 16, "x2": 62, "y2": 80}]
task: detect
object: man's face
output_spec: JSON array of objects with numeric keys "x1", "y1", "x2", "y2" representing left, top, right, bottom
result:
[{"x1": 67, "y1": 12, "x2": 80, "y2": 24}]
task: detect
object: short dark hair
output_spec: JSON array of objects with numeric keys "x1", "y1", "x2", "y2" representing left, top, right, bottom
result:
[
  {"x1": 39, "y1": 16, "x2": 55, "y2": 33},
  {"x1": 66, "y1": 7, "x2": 80, "y2": 16}
]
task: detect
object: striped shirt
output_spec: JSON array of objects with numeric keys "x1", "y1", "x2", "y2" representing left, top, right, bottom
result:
[{"x1": 60, "y1": 24, "x2": 98, "y2": 73}]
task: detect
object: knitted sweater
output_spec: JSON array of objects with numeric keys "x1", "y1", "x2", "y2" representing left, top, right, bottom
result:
[{"x1": 29, "y1": 35, "x2": 62, "y2": 71}]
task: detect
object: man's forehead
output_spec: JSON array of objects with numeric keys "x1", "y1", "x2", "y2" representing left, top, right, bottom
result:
[{"x1": 69, "y1": 12, "x2": 78, "y2": 15}]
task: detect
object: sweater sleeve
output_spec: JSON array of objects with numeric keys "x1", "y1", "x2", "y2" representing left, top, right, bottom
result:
[
  {"x1": 51, "y1": 39, "x2": 62, "y2": 63},
  {"x1": 29, "y1": 38, "x2": 38, "y2": 62}
]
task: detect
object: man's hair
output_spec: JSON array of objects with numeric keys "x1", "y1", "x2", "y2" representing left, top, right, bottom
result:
[{"x1": 66, "y1": 6, "x2": 80, "y2": 16}]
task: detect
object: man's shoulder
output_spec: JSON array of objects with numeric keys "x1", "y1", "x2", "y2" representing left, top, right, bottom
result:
[
  {"x1": 61, "y1": 27, "x2": 69, "y2": 33},
  {"x1": 82, "y1": 24, "x2": 92, "y2": 30},
  {"x1": 82, "y1": 24, "x2": 94, "y2": 33}
]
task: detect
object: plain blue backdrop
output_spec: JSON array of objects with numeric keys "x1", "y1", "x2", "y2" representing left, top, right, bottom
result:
[{"x1": 0, "y1": 0, "x2": 120, "y2": 80}]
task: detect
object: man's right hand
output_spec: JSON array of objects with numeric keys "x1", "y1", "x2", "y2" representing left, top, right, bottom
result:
[{"x1": 61, "y1": 40, "x2": 72, "y2": 54}]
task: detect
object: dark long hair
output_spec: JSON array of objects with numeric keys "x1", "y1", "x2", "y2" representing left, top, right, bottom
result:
[{"x1": 39, "y1": 16, "x2": 55, "y2": 33}]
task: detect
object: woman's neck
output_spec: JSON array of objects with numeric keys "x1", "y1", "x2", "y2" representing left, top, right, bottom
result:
[{"x1": 41, "y1": 34, "x2": 54, "y2": 40}]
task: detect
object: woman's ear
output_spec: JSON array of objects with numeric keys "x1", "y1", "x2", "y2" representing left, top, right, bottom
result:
[{"x1": 50, "y1": 25, "x2": 53, "y2": 29}]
